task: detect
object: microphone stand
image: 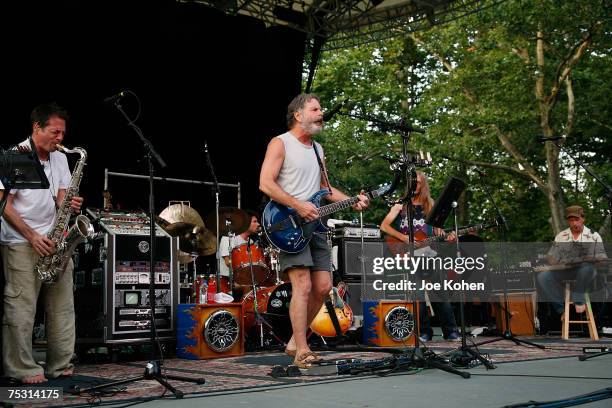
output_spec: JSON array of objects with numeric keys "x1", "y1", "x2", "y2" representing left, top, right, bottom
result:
[
  {"x1": 73, "y1": 92, "x2": 204, "y2": 399},
  {"x1": 389, "y1": 126, "x2": 469, "y2": 378},
  {"x1": 204, "y1": 141, "x2": 222, "y2": 295},
  {"x1": 246, "y1": 235, "x2": 283, "y2": 348},
  {"x1": 473, "y1": 169, "x2": 544, "y2": 350},
  {"x1": 447, "y1": 201, "x2": 496, "y2": 369}
]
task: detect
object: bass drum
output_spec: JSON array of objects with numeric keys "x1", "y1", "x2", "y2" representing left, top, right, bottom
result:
[{"x1": 242, "y1": 282, "x2": 292, "y2": 342}]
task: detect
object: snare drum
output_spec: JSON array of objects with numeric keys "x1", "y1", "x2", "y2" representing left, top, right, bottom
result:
[
  {"x1": 242, "y1": 282, "x2": 292, "y2": 341},
  {"x1": 231, "y1": 243, "x2": 272, "y2": 286}
]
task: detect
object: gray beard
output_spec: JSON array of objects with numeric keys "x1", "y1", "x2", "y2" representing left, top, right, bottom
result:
[{"x1": 300, "y1": 121, "x2": 323, "y2": 135}]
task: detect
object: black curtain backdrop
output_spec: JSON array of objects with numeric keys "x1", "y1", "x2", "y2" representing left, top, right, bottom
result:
[{"x1": 1, "y1": 0, "x2": 305, "y2": 216}]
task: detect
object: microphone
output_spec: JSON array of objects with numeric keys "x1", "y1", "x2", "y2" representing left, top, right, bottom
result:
[
  {"x1": 103, "y1": 91, "x2": 126, "y2": 104},
  {"x1": 538, "y1": 136, "x2": 564, "y2": 142},
  {"x1": 323, "y1": 98, "x2": 349, "y2": 122}
]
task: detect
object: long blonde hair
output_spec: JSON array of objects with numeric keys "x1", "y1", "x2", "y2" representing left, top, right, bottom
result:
[{"x1": 413, "y1": 171, "x2": 434, "y2": 215}]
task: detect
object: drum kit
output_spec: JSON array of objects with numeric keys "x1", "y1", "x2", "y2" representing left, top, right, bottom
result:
[{"x1": 157, "y1": 202, "x2": 289, "y2": 344}]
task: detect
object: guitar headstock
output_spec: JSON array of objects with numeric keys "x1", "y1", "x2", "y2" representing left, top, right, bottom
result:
[{"x1": 369, "y1": 182, "x2": 394, "y2": 199}]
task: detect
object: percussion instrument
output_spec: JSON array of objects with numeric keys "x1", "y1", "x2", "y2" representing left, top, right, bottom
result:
[
  {"x1": 242, "y1": 282, "x2": 292, "y2": 341},
  {"x1": 231, "y1": 242, "x2": 273, "y2": 286}
]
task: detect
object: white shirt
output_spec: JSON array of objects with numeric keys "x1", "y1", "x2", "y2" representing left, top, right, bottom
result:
[
  {"x1": 548, "y1": 226, "x2": 607, "y2": 263},
  {"x1": 218, "y1": 234, "x2": 247, "y2": 277},
  {"x1": 0, "y1": 139, "x2": 71, "y2": 244},
  {"x1": 275, "y1": 132, "x2": 324, "y2": 201}
]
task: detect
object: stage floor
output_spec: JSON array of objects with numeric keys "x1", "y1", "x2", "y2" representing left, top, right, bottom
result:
[{"x1": 2, "y1": 336, "x2": 611, "y2": 407}]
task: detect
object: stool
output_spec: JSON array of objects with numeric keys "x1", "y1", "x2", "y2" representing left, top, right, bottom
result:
[{"x1": 562, "y1": 280, "x2": 598, "y2": 340}]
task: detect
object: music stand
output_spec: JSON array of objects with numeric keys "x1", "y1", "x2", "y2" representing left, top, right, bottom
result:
[
  {"x1": 425, "y1": 176, "x2": 465, "y2": 228},
  {"x1": 0, "y1": 150, "x2": 50, "y2": 216}
]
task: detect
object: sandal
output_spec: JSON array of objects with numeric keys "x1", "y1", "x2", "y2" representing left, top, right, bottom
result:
[
  {"x1": 294, "y1": 351, "x2": 322, "y2": 369},
  {"x1": 285, "y1": 347, "x2": 297, "y2": 357}
]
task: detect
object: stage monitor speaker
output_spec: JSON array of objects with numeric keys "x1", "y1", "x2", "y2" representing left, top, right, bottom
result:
[
  {"x1": 176, "y1": 303, "x2": 244, "y2": 359},
  {"x1": 363, "y1": 300, "x2": 418, "y2": 347},
  {"x1": 492, "y1": 292, "x2": 536, "y2": 336},
  {"x1": 338, "y1": 238, "x2": 385, "y2": 279}
]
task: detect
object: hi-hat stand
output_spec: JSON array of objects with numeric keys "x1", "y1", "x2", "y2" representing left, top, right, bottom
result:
[{"x1": 73, "y1": 91, "x2": 204, "y2": 399}]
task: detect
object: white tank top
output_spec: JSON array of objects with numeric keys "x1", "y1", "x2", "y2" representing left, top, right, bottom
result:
[{"x1": 276, "y1": 131, "x2": 323, "y2": 201}]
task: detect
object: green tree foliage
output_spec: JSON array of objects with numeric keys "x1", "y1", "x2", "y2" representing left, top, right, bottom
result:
[{"x1": 311, "y1": 0, "x2": 611, "y2": 241}]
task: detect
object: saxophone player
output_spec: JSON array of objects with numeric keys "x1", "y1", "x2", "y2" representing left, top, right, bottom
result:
[{"x1": 1, "y1": 102, "x2": 83, "y2": 384}]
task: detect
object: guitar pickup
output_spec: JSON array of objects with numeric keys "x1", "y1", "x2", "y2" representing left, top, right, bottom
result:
[{"x1": 289, "y1": 215, "x2": 297, "y2": 229}]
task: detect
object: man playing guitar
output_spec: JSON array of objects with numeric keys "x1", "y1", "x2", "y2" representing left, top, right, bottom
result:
[{"x1": 259, "y1": 93, "x2": 368, "y2": 368}]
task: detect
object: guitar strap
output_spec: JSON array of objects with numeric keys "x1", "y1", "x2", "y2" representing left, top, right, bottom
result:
[{"x1": 313, "y1": 142, "x2": 332, "y2": 195}]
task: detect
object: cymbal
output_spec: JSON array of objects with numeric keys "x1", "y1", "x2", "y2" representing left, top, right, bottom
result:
[
  {"x1": 166, "y1": 223, "x2": 217, "y2": 257},
  {"x1": 158, "y1": 204, "x2": 217, "y2": 259},
  {"x1": 159, "y1": 203, "x2": 205, "y2": 227},
  {"x1": 205, "y1": 207, "x2": 250, "y2": 236}
]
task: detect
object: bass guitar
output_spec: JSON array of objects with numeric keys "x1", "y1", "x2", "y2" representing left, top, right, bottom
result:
[
  {"x1": 263, "y1": 182, "x2": 394, "y2": 253},
  {"x1": 310, "y1": 282, "x2": 353, "y2": 337}
]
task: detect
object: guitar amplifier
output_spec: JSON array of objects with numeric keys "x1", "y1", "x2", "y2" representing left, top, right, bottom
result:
[
  {"x1": 335, "y1": 238, "x2": 386, "y2": 279},
  {"x1": 333, "y1": 226, "x2": 381, "y2": 239}
]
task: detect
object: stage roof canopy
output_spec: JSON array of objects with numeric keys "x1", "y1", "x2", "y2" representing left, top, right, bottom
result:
[{"x1": 181, "y1": 0, "x2": 501, "y2": 50}]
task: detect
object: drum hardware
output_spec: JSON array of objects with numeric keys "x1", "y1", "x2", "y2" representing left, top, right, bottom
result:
[
  {"x1": 205, "y1": 206, "x2": 249, "y2": 299},
  {"x1": 226, "y1": 229, "x2": 236, "y2": 295},
  {"x1": 205, "y1": 207, "x2": 250, "y2": 237},
  {"x1": 244, "y1": 235, "x2": 285, "y2": 348},
  {"x1": 265, "y1": 246, "x2": 282, "y2": 285}
]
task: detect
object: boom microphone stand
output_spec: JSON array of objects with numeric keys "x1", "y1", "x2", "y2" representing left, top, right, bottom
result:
[
  {"x1": 73, "y1": 91, "x2": 204, "y2": 398},
  {"x1": 472, "y1": 168, "x2": 544, "y2": 350},
  {"x1": 385, "y1": 122, "x2": 469, "y2": 378},
  {"x1": 446, "y1": 200, "x2": 496, "y2": 368}
]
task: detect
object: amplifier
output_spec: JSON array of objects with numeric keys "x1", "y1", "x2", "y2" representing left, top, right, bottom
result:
[
  {"x1": 491, "y1": 292, "x2": 536, "y2": 336},
  {"x1": 334, "y1": 227, "x2": 381, "y2": 239},
  {"x1": 74, "y1": 225, "x2": 179, "y2": 344},
  {"x1": 335, "y1": 238, "x2": 386, "y2": 279},
  {"x1": 489, "y1": 264, "x2": 536, "y2": 292}
]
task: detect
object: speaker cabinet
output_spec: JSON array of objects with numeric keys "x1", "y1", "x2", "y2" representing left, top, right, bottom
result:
[
  {"x1": 338, "y1": 238, "x2": 385, "y2": 279},
  {"x1": 176, "y1": 303, "x2": 244, "y2": 359},
  {"x1": 363, "y1": 300, "x2": 418, "y2": 347},
  {"x1": 492, "y1": 292, "x2": 536, "y2": 336}
]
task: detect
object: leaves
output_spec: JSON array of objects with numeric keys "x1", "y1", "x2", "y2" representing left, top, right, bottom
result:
[{"x1": 311, "y1": 0, "x2": 611, "y2": 240}]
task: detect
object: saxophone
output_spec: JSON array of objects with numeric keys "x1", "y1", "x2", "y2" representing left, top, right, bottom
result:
[{"x1": 35, "y1": 144, "x2": 95, "y2": 283}]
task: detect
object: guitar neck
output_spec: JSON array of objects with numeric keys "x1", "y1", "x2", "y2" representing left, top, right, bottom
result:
[
  {"x1": 417, "y1": 223, "x2": 488, "y2": 247},
  {"x1": 318, "y1": 191, "x2": 380, "y2": 218}
]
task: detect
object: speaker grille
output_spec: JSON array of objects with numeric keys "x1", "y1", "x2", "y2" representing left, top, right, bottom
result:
[{"x1": 340, "y1": 239, "x2": 385, "y2": 278}]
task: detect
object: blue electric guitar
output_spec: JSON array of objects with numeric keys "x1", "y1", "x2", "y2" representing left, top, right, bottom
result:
[{"x1": 262, "y1": 183, "x2": 394, "y2": 253}]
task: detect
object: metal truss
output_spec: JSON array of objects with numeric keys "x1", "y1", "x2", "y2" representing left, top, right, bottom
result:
[{"x1": 178, "y1": 0, "x2": 504, "y2": 50}]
